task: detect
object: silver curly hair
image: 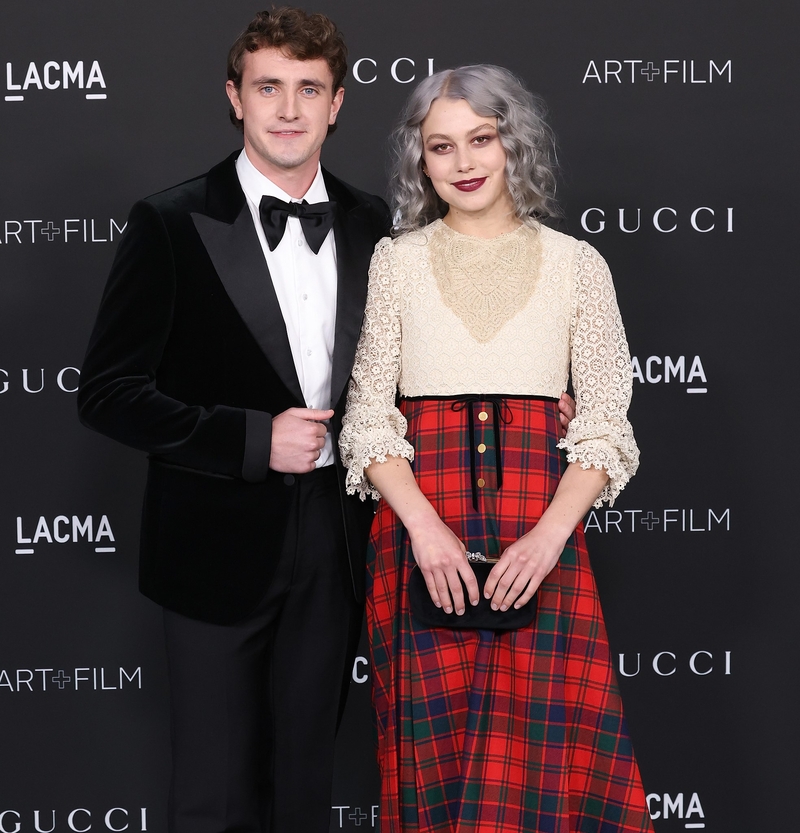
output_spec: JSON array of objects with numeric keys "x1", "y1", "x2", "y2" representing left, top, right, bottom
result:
[{"x1": 390, "y1": 64, "x2": 559, "y2": 235}]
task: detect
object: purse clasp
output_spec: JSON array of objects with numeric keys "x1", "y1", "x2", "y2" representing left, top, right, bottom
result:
[{"x1": 465, "y1": 551, "x2": 500, "y2": 564}]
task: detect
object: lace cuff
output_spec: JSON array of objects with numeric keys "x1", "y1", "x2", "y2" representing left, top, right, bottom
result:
[
  {"x1": 342, "y1": 421, "x2": 415, "y2": 501},
  {"x1": 557, "y1": 415, "x2": 639, "y2": 506}
]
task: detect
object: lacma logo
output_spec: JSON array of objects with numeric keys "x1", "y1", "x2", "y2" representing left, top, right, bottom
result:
[
  {"x1": 5, "y1": 60, "x2": 107, "y2": 102},
  {"x1": 647, "y1": 793, "x2": 706, "y2": 828},
  {"x1": 15, "y1": 515, "x2": 116, "y2": 555},
  {"x1": 631, "y1": 355, "x2": 708, "y2": 394}
]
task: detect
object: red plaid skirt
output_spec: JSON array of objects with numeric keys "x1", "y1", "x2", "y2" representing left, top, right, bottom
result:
[{"x1": 367, "y1": 396, "x2": 653, "y2": 833}]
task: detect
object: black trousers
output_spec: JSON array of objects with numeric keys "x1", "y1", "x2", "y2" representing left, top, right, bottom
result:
[{"x1": 162, "y1": 466, "x2": 362, "y2": 833}]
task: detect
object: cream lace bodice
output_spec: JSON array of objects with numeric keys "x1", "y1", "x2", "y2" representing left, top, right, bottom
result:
[{"x1": 339, "y1": 219, "x2": 639, "y2": 507}]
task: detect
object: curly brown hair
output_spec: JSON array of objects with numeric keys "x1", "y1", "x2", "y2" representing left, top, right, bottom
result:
[{"x1": 227, "y1": 7, "x2": 348, "y2": 133}]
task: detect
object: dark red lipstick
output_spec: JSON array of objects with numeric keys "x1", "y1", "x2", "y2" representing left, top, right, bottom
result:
[{"x1": 452, "y1": 177, "x2": 487, "y2": 192}]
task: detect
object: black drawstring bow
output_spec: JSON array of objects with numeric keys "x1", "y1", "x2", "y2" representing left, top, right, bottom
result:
[{"x1": 450, "y1": 396, "x2": 514, "y2": 511}]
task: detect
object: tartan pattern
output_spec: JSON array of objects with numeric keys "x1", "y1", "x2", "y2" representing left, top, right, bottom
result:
[{"x1": 367, "y1": 397, "x2": 653, "y2": 833}]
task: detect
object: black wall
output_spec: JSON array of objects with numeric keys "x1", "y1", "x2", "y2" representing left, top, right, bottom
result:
[{"x1": 1, "y1": 2, "x2": 797, "y2": 831}]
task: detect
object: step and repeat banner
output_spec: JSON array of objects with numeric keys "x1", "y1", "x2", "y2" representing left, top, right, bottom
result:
[{"x1": 1, "y1": 1, "x2": 797, "y2": 831}]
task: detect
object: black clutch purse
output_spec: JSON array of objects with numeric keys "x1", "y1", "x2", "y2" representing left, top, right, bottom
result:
[{"x1": 408, "y1": 552, "x2": 537, "y2": 631}]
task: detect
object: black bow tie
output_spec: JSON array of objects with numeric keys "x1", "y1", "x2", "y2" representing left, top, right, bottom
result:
[{"x1": 258, "y1": 195, "x2": 337, "y2": 255}]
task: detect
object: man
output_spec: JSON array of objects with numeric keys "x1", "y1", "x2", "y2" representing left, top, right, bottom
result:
[{"x1": 78, "y1": 9, "x2": 390, "y2": 832}]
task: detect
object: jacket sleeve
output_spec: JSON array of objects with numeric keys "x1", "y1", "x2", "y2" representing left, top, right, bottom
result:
[{"x1": 77, "y1": 199, "x2": 271, "y2": 482}]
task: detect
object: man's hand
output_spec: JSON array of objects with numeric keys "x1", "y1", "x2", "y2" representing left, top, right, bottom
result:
[
  {"x1": 269, "y1": 408, "x2": 333, "y2": 473},
  {"x1": 558, "y1": 392, "x2": 576, "y2": 438}
]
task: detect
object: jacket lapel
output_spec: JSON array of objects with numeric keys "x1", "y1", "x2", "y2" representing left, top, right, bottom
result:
[
  {"x1": 190, "y1": 157, "x2": 380, "y2": 411},
  {"x1": 191, "y1": 154, "x2": 305, "y2": 406},
  {"x1": 324, "y1": 170, "x2": 378, "y2": 408}
]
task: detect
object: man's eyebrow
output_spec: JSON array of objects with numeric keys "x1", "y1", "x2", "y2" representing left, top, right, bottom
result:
[
  {"x1": 249, "y1": 76, "x2": 328, "y2": 89},
  {"x1": 297, "y1": 77, "x2": 328, "y2": 89}
]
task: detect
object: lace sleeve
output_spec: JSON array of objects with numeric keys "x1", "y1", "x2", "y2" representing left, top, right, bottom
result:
[
  {"x1": 339, "y1": 237, "x2": 414, "y2": 500},
  {"x1": 557, "y1": 242, "x2": 640, "y2": 506}
]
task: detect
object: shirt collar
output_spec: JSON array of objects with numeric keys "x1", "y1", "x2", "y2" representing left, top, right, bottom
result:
[{"x1": 236, "y1": 148, "x2": 329, "y2": 206}]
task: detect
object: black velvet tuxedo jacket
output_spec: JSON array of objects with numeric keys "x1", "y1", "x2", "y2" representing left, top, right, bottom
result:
[{"x1": 78, "y1": 152, "x2": 391, "y2": 624}]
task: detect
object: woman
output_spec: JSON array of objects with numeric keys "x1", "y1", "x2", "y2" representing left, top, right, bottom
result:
[{"x1": 340, "y1": 65, "x2": 652, "y2": 833}]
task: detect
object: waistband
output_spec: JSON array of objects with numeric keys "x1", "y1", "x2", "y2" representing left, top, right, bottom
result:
[{"x1": 401, "y1": 393, "x2": 559, "y2": 403}]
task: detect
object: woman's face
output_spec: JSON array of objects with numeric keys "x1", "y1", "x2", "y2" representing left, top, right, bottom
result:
[{"x1": 420, "y1": 97, "x2": 514, "y2": 228}]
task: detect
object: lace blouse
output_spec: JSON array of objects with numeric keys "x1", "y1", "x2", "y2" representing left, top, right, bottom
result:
[{"x1": 339, "y1": 219, "x2": 639, "y2": 507}]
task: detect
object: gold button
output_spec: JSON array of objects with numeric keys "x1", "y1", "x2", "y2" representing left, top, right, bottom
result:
[
  {"x1": 478, "y1": 411, "x2": 488, "y2": 421},
  {"x1": 477, "y1": 478, "x2": 486, "y2": 488},
  {"x1": 477, "y1": 443, "x2": 487, "y2": 454}
]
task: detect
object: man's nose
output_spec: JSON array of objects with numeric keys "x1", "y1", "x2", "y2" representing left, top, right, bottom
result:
[{"x1": 277, "y1": 94, "x2": 298, "y2": 121}]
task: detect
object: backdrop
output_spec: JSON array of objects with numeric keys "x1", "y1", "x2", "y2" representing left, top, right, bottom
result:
[{"x1": 1, "y1": 1, "x2": 797, "y2": 831}]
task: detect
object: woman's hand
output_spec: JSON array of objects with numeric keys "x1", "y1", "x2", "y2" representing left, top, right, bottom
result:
[
  {"x1": 483, "y1": 525, "x2": 568, "y2": 611},
  {"x1": 409, "y1": 516, "x2": 480, "y2": 615},
  {"x1": 364, "y1": 455, "x2": 482, "y2": 616},
  {"x1": 483, "y1": 461, "x2": 610, "y2": 611}
]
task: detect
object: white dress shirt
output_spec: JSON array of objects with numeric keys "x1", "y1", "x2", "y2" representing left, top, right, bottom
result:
[{"x1": 236, "y1": 148, "x2": 337, "y2": 468}]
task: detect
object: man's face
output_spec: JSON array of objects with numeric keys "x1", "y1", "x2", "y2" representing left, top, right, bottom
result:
[{"x1": 226, "y1": 47, "x2": 344, "y2": 184}]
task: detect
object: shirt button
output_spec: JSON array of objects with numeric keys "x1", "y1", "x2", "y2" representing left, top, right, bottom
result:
[
  {"x1": 477, "y1": 478, "x2": 486, "y2": 488},
  {"x1": 306, "y1": 349, "x2": 312, "y2": 356},
  {"x1": 478, "y1": 411, "x2": 489, "y2": 422},
  {"x1": 297, "y1": 238, "x2": 304, "y2": 247},
  {"x1": 302, "y1": 293, "x2": 308, "y2": 300},
  {"x1": 477, "y1": 443, "x2": 487, "y2": 454}
]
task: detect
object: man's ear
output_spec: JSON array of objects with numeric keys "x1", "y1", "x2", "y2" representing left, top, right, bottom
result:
[
  {"x1": 226, "y1": 80, "x2": 243, "y2": 120},
  {"x1": 329, "y1": 86, "x2": 345, "y2": 125}
]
